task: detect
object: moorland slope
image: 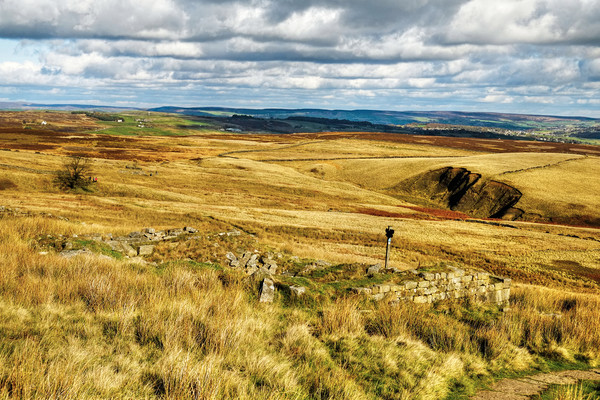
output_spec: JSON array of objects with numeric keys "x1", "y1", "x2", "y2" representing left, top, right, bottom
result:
[{"x1": 0, "y1": 111, "x2": 599, "y2": 399}]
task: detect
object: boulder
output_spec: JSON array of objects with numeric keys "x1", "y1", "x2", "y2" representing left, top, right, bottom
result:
[{"x1": 184, "y1": 226, "x2": 197, "y2": 233}]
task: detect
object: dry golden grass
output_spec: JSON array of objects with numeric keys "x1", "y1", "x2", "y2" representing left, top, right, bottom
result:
[
  {"x1": 549, "y1": 383, "x2": 598, "y2": 400},
  {"x1": 0, "y1": 214, "x2": 599, "y2": 399},
  {"x1": 1, "y1": 129, "x2": 599, "y2": 282},
  {"x1": 0, "y1": 112, "x2": 600, "y2": 398}
]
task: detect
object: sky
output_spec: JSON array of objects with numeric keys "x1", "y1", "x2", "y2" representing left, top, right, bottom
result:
[{"x1": 0, "y1": 0, "x2": 600, "y2": 116}]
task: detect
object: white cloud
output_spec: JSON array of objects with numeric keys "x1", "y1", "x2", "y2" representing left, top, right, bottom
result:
[{"x1": 0, "y1": 0, "x2": 598, "y2": 116}]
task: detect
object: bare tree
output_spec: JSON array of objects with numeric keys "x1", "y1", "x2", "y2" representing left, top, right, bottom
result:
[{"x1": 54, "y1": 156, "x2": 93, "y2": 190}]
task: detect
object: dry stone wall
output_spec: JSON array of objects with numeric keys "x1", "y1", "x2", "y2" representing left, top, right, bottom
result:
[{"x1": 353, "y1": 267, "x2": 511, "y2": 306}]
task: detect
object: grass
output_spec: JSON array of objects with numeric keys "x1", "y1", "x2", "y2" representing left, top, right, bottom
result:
[
  {"x1": 0, "y1": 110, "x2": 599, "y2": 398},
  {"x1": 0, "y1": 216, "x2": 599, "y2": 399},
  {"x1": 533, "y1": 382, "x2": 600, "y2": 400},
  {"x1": 91, "y1": 112, "x2": 222, "y2": 136}
]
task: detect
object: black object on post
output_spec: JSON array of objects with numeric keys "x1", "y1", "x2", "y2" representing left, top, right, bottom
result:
[{"x1": 385, "y1": 226, "x2": 394, "y2": 270}]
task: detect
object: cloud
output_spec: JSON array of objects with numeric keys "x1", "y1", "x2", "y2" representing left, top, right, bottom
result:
[{"x1": 0, "y1": 0, "x2": 598, "y2": 116}]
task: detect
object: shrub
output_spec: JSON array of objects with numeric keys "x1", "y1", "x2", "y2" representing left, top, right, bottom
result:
[{"x1": 54, "y1": 156, "x2": 93, "y2": 190}]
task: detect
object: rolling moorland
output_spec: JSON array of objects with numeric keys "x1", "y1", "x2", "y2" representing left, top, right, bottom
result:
[
  {"x1": 0, "y1": 110, "x2": 599, "y2": 399},
  {"x1": 4, "y1": 102, "x2": 600, "y2": 143}
]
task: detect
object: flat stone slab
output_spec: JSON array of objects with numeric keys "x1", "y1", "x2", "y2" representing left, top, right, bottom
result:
[
  {"x1": 527, "y1": 373, "x2": 577, "y2": 385},
  {"x1": 471, "y1": 391, "x2": 528, "y2": 400},
  {"x1": 559, "y1": 370, "x2": 600, "y2": 381},
  {"x1": 471, "y1": 369, "x2": 600, "y2": 400},
  {"x1": 492, "y1": 378, "x2": 547, "y2": 396}
]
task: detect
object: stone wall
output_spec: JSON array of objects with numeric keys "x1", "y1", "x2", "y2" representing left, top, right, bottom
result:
[{"x1": 353, "y1": 267, "x2": 511, "y2": 306}]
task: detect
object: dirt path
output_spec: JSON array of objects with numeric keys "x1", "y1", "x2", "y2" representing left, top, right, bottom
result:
[{"x1": 471, "y1": 369, "x2": 600, "y2": 399}]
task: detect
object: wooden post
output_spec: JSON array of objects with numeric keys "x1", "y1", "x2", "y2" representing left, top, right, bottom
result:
[{"x1": 385, "y1": 226, "x2": 394, "y2": 270}]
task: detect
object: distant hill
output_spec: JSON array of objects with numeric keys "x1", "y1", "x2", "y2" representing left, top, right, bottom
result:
[
  {"x1": 0, "y1": 102, "x2": 141, "y2": 113},
  {"x1": 2, "y1": 102, "x2": 598, "y2": 139},
  {"x1": 150, "y1": 107, "x2": 600, "y2": 132}
]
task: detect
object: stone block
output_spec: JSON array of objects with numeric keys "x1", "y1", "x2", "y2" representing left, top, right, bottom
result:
[
  {"x1": 265, "y1": 262, "x2": 278, "y2": 275},
  {"x1": 503, "y1": 278, "x2": 512, "y2": 288},
  {"x1": 413, "y1": 296, "x2": 428, "y2": 304},
  {"x1": 404, "y1": 281, "x2": 418, "y2": 290},
  {"x1": 137, "y1": 245, "x2": 154, "y2": 256},
  {"x1": 259, "y1": 278, "x2": 275, "y2": 303},
  {"x1": 245, "y1": 266, "x2": 259, "y2": 275},
  {"x1": 490, "y1": 290, "x2": 504, "y2": 304},
  {"x1": 419, "y1": 272, "x2": 435, "y2": 281},
  {"x1": 380, "y1": 284, "x2": 391, "y2": 293},
  {"x1": 477, "y1": 272, "x2": 490, "y2": 280},
  {"x1": 122, "y1": 243, "x2": 138, "y2": 257},
  {"x1": 418, "y1": 281, "x2": 430, "y2": 288},
  {"x1": 371, "y1": 293, "x2": 385, "y2": 301},
  {"x1": 238, "y1": 252, "x2": 252, "y2": 268},
  {"x1": 247, "y1": 254, "x2": 259, "y2": 267},
  {"x1": 351, "y1": 287, "x2": 372, "y2": 295},
  {"x1": 462, "y1": 275, "x2": 473, "y2": 282}
]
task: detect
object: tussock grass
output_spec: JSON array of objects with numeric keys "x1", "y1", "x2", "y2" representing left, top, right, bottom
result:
[
  {"x1": 537, "y1": 382, "x2": 600, "y2": 400},
  {"x1": 0, "y1": 215, "x2": 599, "y2": 398}
]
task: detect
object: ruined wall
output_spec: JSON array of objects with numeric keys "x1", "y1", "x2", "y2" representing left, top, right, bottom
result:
[{"x1": 353, "y1": 267, "x2": 511, "y2": 306}]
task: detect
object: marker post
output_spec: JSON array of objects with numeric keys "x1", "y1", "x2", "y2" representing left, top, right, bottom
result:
[{"x1": 385, "y1": 226, "x2": 394, "y2": 270}]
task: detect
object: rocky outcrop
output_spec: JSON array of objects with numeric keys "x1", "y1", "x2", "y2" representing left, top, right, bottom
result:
[{"x1": 398, "y1": 167, "x2": 522, "y2": 219}]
